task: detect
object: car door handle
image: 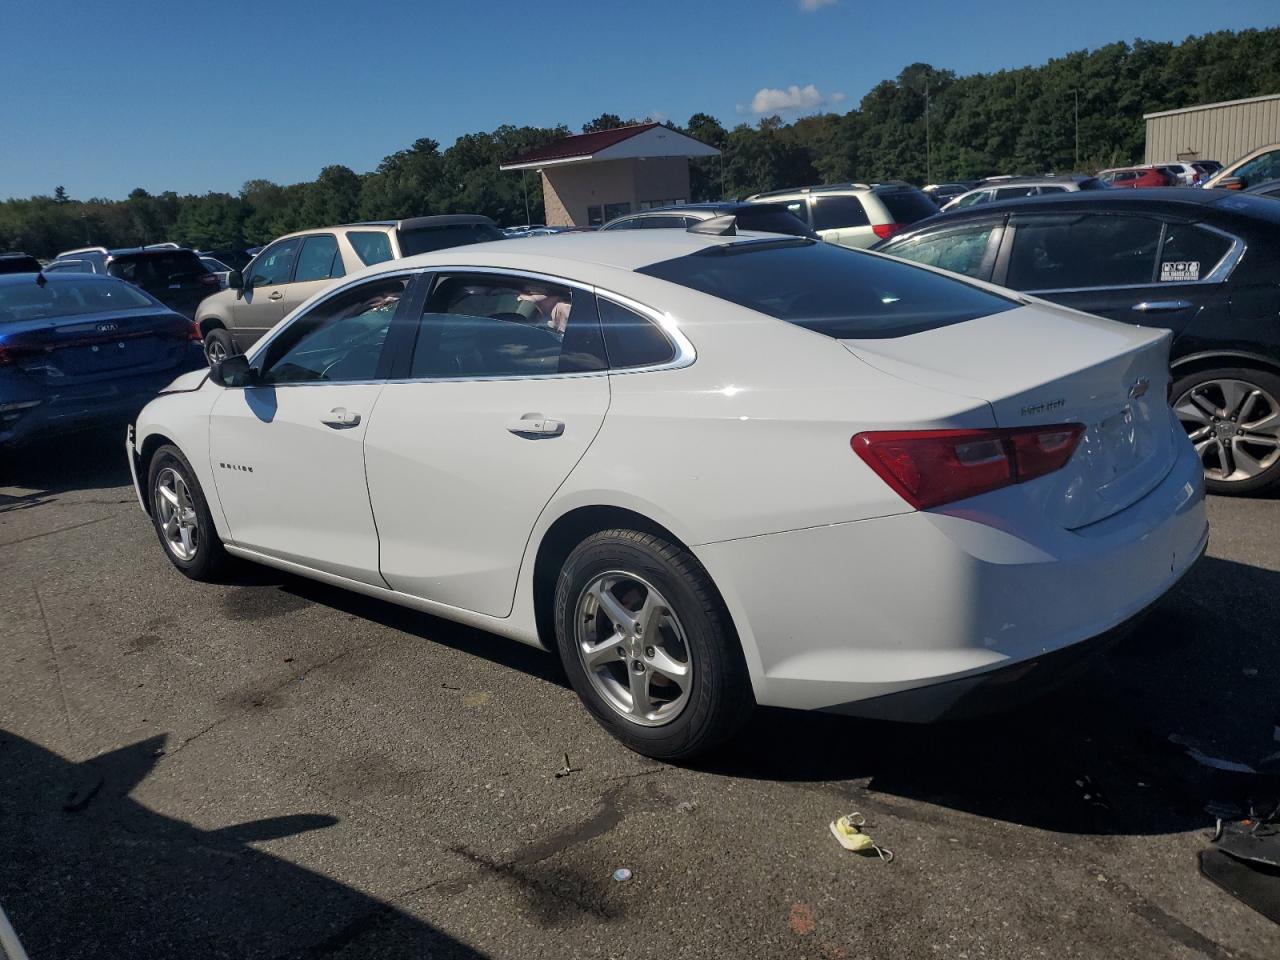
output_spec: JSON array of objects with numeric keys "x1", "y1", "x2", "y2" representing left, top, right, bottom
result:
[
  {"x1": 268, "y1": 290, "x2": 284, "y2": 301},
  {"x1": 320, "y1": 407, "x2": 361, "y2": 428},
  {"x1": 506, "y1": 414, "x2": 564, "y2": 437},
  {"x1": 1132, "y1": 300, "x2": 1192, "y2": 313}
]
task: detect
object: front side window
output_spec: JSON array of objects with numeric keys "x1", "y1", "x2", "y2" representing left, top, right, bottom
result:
[
  {"x1": 257, "y1": 277, "x2": 407, "y2": 384},
  {"x1": 639, "y1": 239, "x2": 1016, "y2": 340},
  {"x1": 954, "y1": 191, "x2": 988, "y2": 208},
  {"x1": 248, "y1": 237, "x2": 301, "y2": 288},
  {"x1": 1231, "y1": 149, "x2": 1280, "y2": 186},
  {"x1": 408, "y1": 273, "x2": 606, "y2": 379},
  {"x1": 294, "y1": 234, "x2": 345, "y2": 282},
  {"x1": 1006, "y1": 214, "x2": 1163, "y2": 290},
  {"x1": 812, "y1": 195, "x2": 869, "y2": 231},
  {"x1": 993, "y1": 186, "x2": 1037, "y2": 200},
  {"x1": 347, "y1": 231, "x2": 394, "y2": 266},
  {"x1": 600, "y1": 217, "x2": 641, "y2": 231},
  {"x1": 881, "y1": 222, "x2": 999, "y2": 279},
  {"x1": 598, "y1": 298, "x2": 676, "y2": 369},
  {"x1": 783, "y1": 200, "x2": 809, "y2": 224}
]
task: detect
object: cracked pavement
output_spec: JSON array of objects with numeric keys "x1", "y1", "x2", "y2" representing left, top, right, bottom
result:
[{"x1": 2, "y1": 431, "x2": 1279, "y2": 959}]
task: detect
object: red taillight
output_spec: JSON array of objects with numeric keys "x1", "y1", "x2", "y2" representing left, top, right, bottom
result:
[
  {"x1": 851, "y1": 424, "x2": 1085, "y2": 509},
  {"x1": 198, "y1": 273, "x2": 219, "y2": 287},
  {"x1": 189, "y1": 321, "x2": 202, "y2": 341},
  {"x1": 872, "y1": 223, "x2": 903, "y2": 240}
]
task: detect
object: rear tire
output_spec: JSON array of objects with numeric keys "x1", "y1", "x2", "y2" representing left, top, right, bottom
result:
[
  {"x1": 203, "y1": 327, "x2": 235, "y2": 366},
  {"x1": 1171, "y1": 366, "x2": 1280, "y2": 495},
  {"x1": 553, "y1": 529, "x2": 753, "y2": 761},
  {"x1": 147, "y1": 444, "x2": 230, "y2": 581}
]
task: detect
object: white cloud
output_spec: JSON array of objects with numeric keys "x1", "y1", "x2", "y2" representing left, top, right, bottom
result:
[
  {"x1": 799, "y1": 0, "x2": 836, "y2": 10},
  {"x1": 646, "y1": 109, "x2": 669, "y2": 124},
  {"x1": 830, "y1": 91, "x2": 846, "y2": 104},
  {"x1": 749, "y1": 84, "x2": 824, "y2": 114}
]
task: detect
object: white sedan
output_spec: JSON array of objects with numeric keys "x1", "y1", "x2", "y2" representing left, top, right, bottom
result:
[{"x1": 128, "y1": 229, "x2": 1208, "y2": 759}]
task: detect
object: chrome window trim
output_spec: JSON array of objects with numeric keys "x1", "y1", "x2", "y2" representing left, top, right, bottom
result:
[{"x1": 1015, "y1": 221, "x2": 1245, "y2": 296}]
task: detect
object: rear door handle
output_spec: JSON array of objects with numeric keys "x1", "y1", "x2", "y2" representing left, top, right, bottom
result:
[
  {"x1": 1132, "y1": 300, "x2": 1192, "y2": 313},
  {"x1": 268, "y1": 290, "x2": 284, "y2": 301},
  {"x1": 506, "y1": 414, "x2": 564, "y2": 438},
  {"x1": 320, "y1": 407, "x2": 361, "y2": 428}
]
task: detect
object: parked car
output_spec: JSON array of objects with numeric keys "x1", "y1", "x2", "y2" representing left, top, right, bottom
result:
[
  {"x1": 745, "y1": 181, "x2": 937, "y2": 248},
  {"x1": 600, "y1": 201, "x2": 815, "y2": 237},
  {"x1": 129, "y1": 230, "x2": 1207, "y2": 759},
  {"x1": 1244, "y1": 179, "x2": 1280, "y2": 200},
  {"x1": 1152, "y1": 162, "x2": 1205, "y2": 186},
  {"x1": 0, "y1": 273, "x2": 205, "y2": 449},
  {"x1": 940, "y1": 176, "x2": 1107, "y2": 212},
  {"x1": 1203, "y1": 144, "x2": 1280, "y2": 191},
  {"x1": 199, "y1": 256, "x2": 233, "y2": 289},
  {"x1": 875, "y1": 188, "x2": 1280, "y2": 493},
  {"x1": 0, "y1": 252, "x2": 41, "y2": 274},
  {"x1": 195, "y1": 215, "x2": 505, "y2": 363},
  {"x1": 922, "y1": 181, "x2": 979, "y2": 206},
  {"x1": 46, "y1": 246, "x2": 218, "y2": 319},
  {"x1": 1097, "y1": 166, "x2": 1176, "y2": 188}
]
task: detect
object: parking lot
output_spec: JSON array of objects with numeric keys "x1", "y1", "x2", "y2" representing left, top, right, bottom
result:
[{"x1": 2, "y1": 429, "x2": 1278, "y2": 960}]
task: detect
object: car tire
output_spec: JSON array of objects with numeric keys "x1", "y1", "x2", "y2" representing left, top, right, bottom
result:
[
  {"x1": 203, "y1": 327, "x2": 235, "y2": 366},
  {"x1": 1171, "y1": 366, "x2": 1280, "y2": 495},
  {"x1": 147, "y1": 444, "x2": 231, "y2": 581},
  {"x1": 553, "y1": 529, "x2": 753, "y2": 761}
]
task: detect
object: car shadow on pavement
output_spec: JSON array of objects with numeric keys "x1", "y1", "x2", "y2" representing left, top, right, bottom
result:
[
  {"x1": 0, "y1": 730, "x2": 487, "y2": 959},
  {"x1": 704, "y1": 554, "x2": 1280, "y2": 837},
  {"x1": 0, "y1": 427, "x2": 134, "y2": 510}
]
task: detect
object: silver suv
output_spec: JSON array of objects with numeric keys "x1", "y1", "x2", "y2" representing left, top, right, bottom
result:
[
  {"x1": 745, "y1": 182, "x2": 937, "y2": 248},
  {"x1": 196, "y1": 216, "x2": 503, "y2": 362}
]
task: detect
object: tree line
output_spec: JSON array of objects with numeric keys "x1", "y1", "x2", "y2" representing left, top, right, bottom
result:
[{"x1": 3, "y1": 27, "x2": 1277, "y2": 260}]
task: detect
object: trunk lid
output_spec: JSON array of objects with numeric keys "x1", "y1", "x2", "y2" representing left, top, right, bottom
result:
[
  {"x1": 2, "y1": 307, "x2": 194, "y2": 385},
  {"x1": 840, "y1": 303, "x2": 1177, "y2": 528}
]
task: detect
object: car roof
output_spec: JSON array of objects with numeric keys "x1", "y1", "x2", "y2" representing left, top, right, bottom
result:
[{"x1": 366, "y1": 229, "x2": 807, "y2": 275}]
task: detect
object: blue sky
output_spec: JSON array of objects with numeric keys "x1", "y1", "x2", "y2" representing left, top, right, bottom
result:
[{"x1": 2, "y1": 0, "x2": 1276, "y2": 200}]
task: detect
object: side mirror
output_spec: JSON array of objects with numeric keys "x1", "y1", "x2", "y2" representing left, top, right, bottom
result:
[
  {"x1": 227, "y1": 269, "x2": 244, "y2": 298},
  {"x1": 209, "y1": 353, "x2": 256, "y2": 388},
  {"x1": 1217, "y1": 177, "x2": 1245, "y2": 191}
]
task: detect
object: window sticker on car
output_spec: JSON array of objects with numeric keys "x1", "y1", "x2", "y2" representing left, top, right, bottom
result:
[{"x1": 1160, "y1": 261, "x2": 1199, "y2": 282}]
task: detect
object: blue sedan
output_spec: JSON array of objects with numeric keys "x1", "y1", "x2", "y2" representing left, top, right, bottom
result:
[{"x1": 0, "y1": 272, "x2": 207, "y2": 449}]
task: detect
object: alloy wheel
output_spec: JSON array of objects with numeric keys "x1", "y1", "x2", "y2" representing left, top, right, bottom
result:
[
  {"x1": 1174, "y1": 378, "x2": 1280, "y2": 483},
  {"x1": 205, "y1": 337, "x2": 227, "y2": 364},
  {"x1": 574, "y1": 572, "x2": 693, "y2": 727},
  {"x1": 155, "y1": 467, "x2": 199, "y2": 561}
]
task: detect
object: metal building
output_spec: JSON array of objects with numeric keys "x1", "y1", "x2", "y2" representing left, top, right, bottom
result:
[{"x1": 1144, "y1": 92, "x2": 1280, "y2": 166}]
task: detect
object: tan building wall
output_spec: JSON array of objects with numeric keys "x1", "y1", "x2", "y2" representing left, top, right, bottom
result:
[
  {"x1": 541, "y1": 158, "x2": 692, "y2": 227},
  {"x1": 1145, "y1": 93, "x2": 1280, "y2": 165}
]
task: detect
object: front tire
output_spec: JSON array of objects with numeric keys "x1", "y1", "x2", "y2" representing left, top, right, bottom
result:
[
  {"x1": 147, "y1": 444, "x2": 230, "y2": 581},
  {"x1": 203, "y1": 327, "x2": 235, "y2": 366},
  {"x1": 1171, "y1": 366, "x2": 1280, "y2": 495},
  {"x1": 553, "y1": 529, "x2": 752, "y2": 761}
]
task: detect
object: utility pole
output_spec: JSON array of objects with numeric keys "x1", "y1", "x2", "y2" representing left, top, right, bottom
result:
[
  {"x1": 521, "y1": 169, "x2": 531, "y2": 225},
  {"x1": 1074, "y1": 89, "x2": 1080, "y2": 169},
  {"x1": 925, "y1": 77, "x2": 932, "y2": 184}
]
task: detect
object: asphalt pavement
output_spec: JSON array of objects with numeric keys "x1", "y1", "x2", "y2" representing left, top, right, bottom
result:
[{"x1": 2, "y1": 429, "x2": 1278, "y2": 960}]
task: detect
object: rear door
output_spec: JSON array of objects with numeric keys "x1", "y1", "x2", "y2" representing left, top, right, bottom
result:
[
  {"x1": 995, "y1": 211, "x2": 1226, "y2": 338},
  {"x1": 230, "y1": 237, "x2": 301, "y2": 348},
  {"x1": 811, "y1": 195, "x2": 873, "y2": 248},
  {"x1": 363, "y1": 269, "x2": 611, "y2": 616}
]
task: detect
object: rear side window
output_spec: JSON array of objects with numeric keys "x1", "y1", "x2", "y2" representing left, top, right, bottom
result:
[
  {"x1": 598, "y1": 298, "x2": 676, "y2": 368},
  {"x1": 1158, "y1": 224, "x2": 1232, "y2": 278},
  {"x1": 348, "y1": 231, "x2": 394, "y2": 266},
  {"x1": 993, "y1": 186, "x2": 1037, "y2": 200},
  {"x1": 397, "y1": 223, "x2": 504, "y2": 256},
  {"x1": 812, "y1": 196, "x2": 869, "y2": 231},
  {"x1": 294, "y1": 235, "x2": 345, "y2": 282},
  {"x1": 875, "y1": 188, "x2": 939, "y2": 224},
  {"x1": 638, "y1": 239, "x2": 1016, "y2": 340},
  {"x1": 108, "y1": 251, "x2": 206, "y2": 284},
  {"x1": 1007, "y1": 214, "x2": 1163, "y2": 290}
]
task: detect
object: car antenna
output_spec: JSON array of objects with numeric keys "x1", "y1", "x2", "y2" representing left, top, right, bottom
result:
[{"x1": 687, "y1": 215, "x2": 737, "y2": 236}]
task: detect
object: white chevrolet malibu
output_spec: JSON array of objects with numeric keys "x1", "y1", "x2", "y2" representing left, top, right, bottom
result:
[{"x1": 128, "y1": 229, "x2": 1208, "y2": 759}]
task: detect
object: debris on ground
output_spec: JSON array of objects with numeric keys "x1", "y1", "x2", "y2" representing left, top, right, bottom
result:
[
  {"x1": 829, "y1": 813, "x2": 893, "y2": 862},
  {"x1": 612, "y1": 867, "x2": 632, "y2": 882},
  {"x1": 553, "y1": 753, "x2": 582, "y2": 779},
  {"x1": 676, "y1": 800, "x2": 698, "y2": 814},
  {"x1": 1075, "y1": 774, "x2": 1110, "y2": 808},
  {"x1": 1201, "y1": 802, "x2": 1280, "y2": 924},
  {"x1": 440, "y1": 682, "x2": 460, "y2": 691}
]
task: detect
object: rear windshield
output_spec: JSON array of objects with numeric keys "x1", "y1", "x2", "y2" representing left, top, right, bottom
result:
[
  {"x1": 874, "y1": 188, "x2": 939, "y2": 224},
  {"x1": 108, "y1": 251, "x2": 207, "y2": 283},
  {"x1": 637, "y1": 239, "x2": 1017, "y2": 339},
  {"x1": 734, "y1": 206, "x2": 813, "y2": 237},
  {"x1": 1077, "y1": 177, "x2": 1108, "y2": 190},
  {"x1": 0, "y1": 278, "x2": 156, "y2": 322},
  {"x1": 398, "y1": 223, "x2": 505, "y2": 256}
]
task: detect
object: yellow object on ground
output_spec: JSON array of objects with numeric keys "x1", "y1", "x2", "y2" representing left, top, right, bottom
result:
[{"x1": 829, "y1": 813, "x2": 894, "y2": 861}]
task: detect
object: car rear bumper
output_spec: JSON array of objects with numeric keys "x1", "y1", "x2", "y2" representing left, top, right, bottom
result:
[{"x1": 697, "y1": 428, "x2": 1208, "y2": 719}]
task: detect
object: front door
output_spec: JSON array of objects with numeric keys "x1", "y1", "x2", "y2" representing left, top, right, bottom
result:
[
  {"x1": 230, "y1": 236, "x2": 301, "y2": 349},
  {"x1": 364, "y1": 270, "x2": 611, "y2": 616},
  {"x1": 209, "y1": 274, "x2": 411, "y2": 585}
]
